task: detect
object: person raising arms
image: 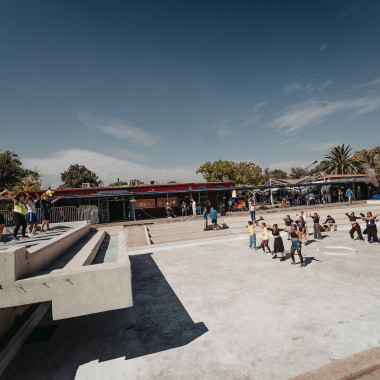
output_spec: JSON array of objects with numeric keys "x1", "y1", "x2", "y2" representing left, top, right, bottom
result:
[{"x1": 284, "y1": 224, "x2": 305, "y2": 267}]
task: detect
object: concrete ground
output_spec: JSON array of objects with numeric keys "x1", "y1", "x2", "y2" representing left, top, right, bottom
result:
[{"x1": 3, "y1": 220, "x2": 380, "y2": 379}]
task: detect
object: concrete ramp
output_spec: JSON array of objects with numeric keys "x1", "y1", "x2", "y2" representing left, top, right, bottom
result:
[{"x1": 0, "y1": 222, "x2": 133, "y2": 320}]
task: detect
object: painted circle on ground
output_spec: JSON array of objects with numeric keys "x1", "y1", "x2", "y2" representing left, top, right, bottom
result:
[{"x1": 322, "y1": 246, "x2": 357, "y2": 256}]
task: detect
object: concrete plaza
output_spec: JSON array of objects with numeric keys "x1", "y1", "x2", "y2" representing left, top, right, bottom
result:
[{"x1": 3, "y1": 215, "x2": 380, "y2": 379}]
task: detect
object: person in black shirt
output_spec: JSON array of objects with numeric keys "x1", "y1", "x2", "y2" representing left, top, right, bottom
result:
[
  {"x1": 296, "y1": 216, "x2": 308, "y2": 245},
  {"x1": 283, "y1": 215, "x2": 293, "y2": 240},
  {"x1": 309, "y1": 212, "x2": 322, "y2": 240},
  {"x1": 268, "y1": 224, "x2": 285, "y2": 261},
  {"x1": 284, "y1": 224, "x2": 305, "y2": 267},
  {"x1": 345, "y1": 212, "x2": 364, "y2": 241},
  {"x1": 323, "y1": 215, "x2": 336, "y2": 232}
]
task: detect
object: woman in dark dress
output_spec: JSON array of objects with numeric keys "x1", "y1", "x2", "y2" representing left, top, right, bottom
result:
[{"x1": 268, "y1": 224, "x2": 285, "y2": 261}]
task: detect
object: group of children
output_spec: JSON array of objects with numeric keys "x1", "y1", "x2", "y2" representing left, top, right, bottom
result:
[
  {"x1": 0, "y1": 190, "x2": 61, "y2": 243},
  {"x1": 245, "y1": 209, "x2": 379, "y2": 267}
]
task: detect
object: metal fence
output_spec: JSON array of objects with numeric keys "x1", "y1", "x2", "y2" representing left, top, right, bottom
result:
[{"x1": 0, "y1": 206, "x2": 80, "y2": 227}]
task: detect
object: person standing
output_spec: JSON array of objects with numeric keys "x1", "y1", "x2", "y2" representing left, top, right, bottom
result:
[
  {"x1": 0, "y1": 189, "x2": 8, "y2": 244},
  {"x1": 249, "y1": 200, "x2": 256, "y2": 224},
  {"x1": 191, "y1": 199, "x2": 197, "y2": 217},
  {"x1": 209, "y1": 207, "x2": 220, "y2": 231},
  {"x1": 246, "y1": 221, "x2": 256, "y2": 249},
  {"x1": 346, "y1": 188, "x2": 353, "y2": 204},
  {"x1": 338, "y1": 189, "x2": 344, "y2": 202},
  {"x1": 296, "y1": 216, "x2": 309, "y2": 245},
  {"x1": 181, "y1": 201, "x2": 188, "y2": 217},
  {"x1": 284, "y1": 224, "x2": 305, "y2": 267},
  {"x1": 26, "y1": 193, "x2": 39, "y2": 234},
  {"x1": 268, "y1": 224, "x2": 285, "y2": 261},
  {"x1": 360, "y1": 212, "x2": 379, "y2": 244},
  {"x1": 309, "y1": 212, "x2": 322, "y2": 240},
  {"x1": 259, "y1": 223, "x2": 271, "y2": 255},
  {"x1": 4, "y1": 191, "x2": 28, "y2": 240},
  {"x1": 203, "y1": 207, "x2": 208, "y2": 231},
  {"x1": 40, "y1": 193, "x2": 61, "y2": 232},
  {"x1": 345, "y1": 212, "x2": 364, "y2": 241},
  {"x1": 228, "y1": 198, "x2": 233, "y2": 212},
  {"x1": 283, "y1": 215, "x2": 293, "y2": 240}
]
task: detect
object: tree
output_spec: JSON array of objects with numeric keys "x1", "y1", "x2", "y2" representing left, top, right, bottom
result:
[
  {"x1": 269, "y1": 169, "x2": 287, "y2": 179},
  {"x1": 289, "y1": 167, "x2": 308, "y2": 179},
  {"x1": 352, "y1": 146, "x2": 380, "y2": 174},
  {"x1": 196, "y1": 160, "x2": 264, "y2": 185},
  {"x1": 109, "y1": 180, "x2": 130, "y2": 187},
  {"x1": 59, "y1": 164, "x2": 102, "y2": 189},
  {"x1": 0, "y1": 150, "x2": 41, "y2": 193},
  {"x1": 317, "y1": 144, "x2": 361, "y2": 175}
]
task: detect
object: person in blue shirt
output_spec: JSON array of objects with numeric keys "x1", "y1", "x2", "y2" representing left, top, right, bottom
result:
[
  {"x1": 209, "y1": 206, "x2": 220, "y2": 231},
  {"x1": 346, "y1": 188, "x2": 353, "y2": 204},
  {"x1": 203, "y1": 207, "x2": 208, "y2": 231}
]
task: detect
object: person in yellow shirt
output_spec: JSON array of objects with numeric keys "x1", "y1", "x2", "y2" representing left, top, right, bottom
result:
[
  {"x1": 259, "y1": 222, "x2": 271, "y2": 254},
  {"x1": 246, "y1": 221, "x2": 257, "y2": 249},
  {"x1": 4, "y1": 190, "x2": 28, "y2": 241}
]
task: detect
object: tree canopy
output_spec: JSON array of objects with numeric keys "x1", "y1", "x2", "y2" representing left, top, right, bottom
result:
[
  {"x1": 269, "y1": 169, "x2": 287, "y2": 179},
  {"x1": 289, "y1": 167, "x2": 308, "y2": 179},
  {"x1": 196, "y1": 160, "x2": 264, "y2": 185},
  {"x1": 59, "y1": 164, "x2": 102, "y2": 189},
  {"x1": 0, "y1": 150, "x2": 41, "y2": 193}
]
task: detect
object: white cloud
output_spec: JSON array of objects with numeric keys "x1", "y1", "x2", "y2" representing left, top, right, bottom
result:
[
  {"x1": 284, "y1": 81, "x2": 315, "y2": 93},
  {"x1": 78, "y1": 112, "x2": 156, "y2": 147},
  {"x1": 207, "y1": 120, "x2": 233, "y2": 138},
  {"x1": 297, "y1": 141, "x2": 341, "y2": 151},
  {"x1": 320, "y1": 43, "x2": 328, "y2": 51},
  {"x1": 22, "y1": 149, "x2": 202, "y2": 188},
  {"x1": 269, "y1": 96, "x2": 380, "y2": 133},
  {"x1": 318, "y1": 79, "x2": 332, "y2": 91}
]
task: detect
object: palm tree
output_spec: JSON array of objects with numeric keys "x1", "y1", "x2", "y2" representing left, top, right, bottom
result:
[{"x1": 319, "y1": 144, "x2": 361, "y2": 174}]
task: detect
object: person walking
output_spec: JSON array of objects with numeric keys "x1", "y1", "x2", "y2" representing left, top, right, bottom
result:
[
  {"x1": 268, "y1": 224, "x2": 285, "y2": 261},
  {"x1": 309, "y1": 212, "x2": 322, "y2": 240},
  {"x1": 360, "y1": 212, "x2": 379, "y2": 244},
  {"x1": 345, "y1": 212, "x2": 364, "y2": 241},
  {"x1": 209, "y1": 207, "x2": 220, "y2": 231},
  {"x1": 284, "y1": 224, "x2": 305, "y2": 267},
  {"x1": 259, "y1": 222, "x2": 271, "y2": 255},
  {"x1": 346, "y1": 188, "x2": 353, "y2": 204},
  {"x1": 246, "y1": 221, "x2": 256, "y2": 250}
]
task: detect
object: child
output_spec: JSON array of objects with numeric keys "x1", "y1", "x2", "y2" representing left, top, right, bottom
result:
[
  {"x1": 203, "y1": 207, "x2": 208, "y2": 231},
  {"x1": 260, "y1": 222, "x2": 271, "y2": 255},
  {"x1": 246, "y1": 221, "x2": 256, "y2": 249}
]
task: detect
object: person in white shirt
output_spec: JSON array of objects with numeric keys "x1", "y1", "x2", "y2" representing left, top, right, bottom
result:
[
  {"x1": 26, "y1": 192, "x2": 39, "y2": 234},
  {"x1": 191, "y1": 199, "x2": 197, "y2": 217}
]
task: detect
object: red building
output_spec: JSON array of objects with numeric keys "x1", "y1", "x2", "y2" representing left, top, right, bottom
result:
[{"x1": 35, "y1": 182, "x2": 234, "y2": 222}]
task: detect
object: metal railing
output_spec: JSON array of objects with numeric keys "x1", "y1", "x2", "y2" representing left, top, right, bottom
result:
[{"x1": 0, "y1": 206, "x2": 80, "y2": 227}]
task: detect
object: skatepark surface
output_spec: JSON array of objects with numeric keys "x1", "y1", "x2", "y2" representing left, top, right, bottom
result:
[{"x1": 2, "y1": 204, "x2": 380, "y2": 379}]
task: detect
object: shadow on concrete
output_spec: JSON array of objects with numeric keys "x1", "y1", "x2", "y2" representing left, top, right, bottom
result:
[
  {"x1": 304, "y1": 256, "x2": 323, "y2": 267},
  {"x1": 2, "y1": 253, "x2": 208, "y2": 379}
]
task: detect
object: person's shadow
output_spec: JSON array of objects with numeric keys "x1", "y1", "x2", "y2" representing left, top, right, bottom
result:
[
  {"x1": 3, "y1": 253, "x2": 208, "y2": 379},
  {"x1": 304, "y1": 256, "x2": 323, "y2": 267}
]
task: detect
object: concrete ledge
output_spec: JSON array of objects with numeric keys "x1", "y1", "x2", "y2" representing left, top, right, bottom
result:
[{"x1": 291, "y1": 346, "x2": 380, "y2": 380}]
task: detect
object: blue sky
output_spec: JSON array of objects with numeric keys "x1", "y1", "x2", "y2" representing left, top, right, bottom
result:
[{"x1": 1, "y1": 0, "x2": 380, "y2": 187}]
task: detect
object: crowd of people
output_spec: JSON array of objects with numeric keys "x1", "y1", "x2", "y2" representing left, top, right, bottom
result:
[
  {"x1": 0, "y1": 190, "x2": 61, "y2": 244},
  {"x1": 243, "y1": 208, "x2": 379, "y2": 267}
]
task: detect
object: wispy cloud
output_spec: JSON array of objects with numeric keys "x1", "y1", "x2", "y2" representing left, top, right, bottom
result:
[
  {"x1": 336, "y1": 10, "x2": 353, "y2": 21},
  {"x1": 269, "y1": 96, "x2": 380, "y2": 134},
  {"x1": 23, "y1": 149, "x2": 202, "y2": 188},
  {"x1": 318, "y1": 79, "x2": 332, "y2": 91},
  {"x1": 320, "y1": 43, "x2": 328, "y2": 51},
  {"x1": 78, "y1": 112, "x2": 156, "y2": 147},
  {"x1": 277, "y1": 138, "x2": 296, "y2": 146},
  {"x1": 297, "y1": 141, "x2": 341, "y2": 151},
  {"x1": 284, "y1": 81, "x2": 315, "y2": 93},
  {"x1": 207, "y1": 120, "x2": 233, "y2": 138},
  {"x1": 242, "y1": 100, "x2": 269, "y2": 126}
]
